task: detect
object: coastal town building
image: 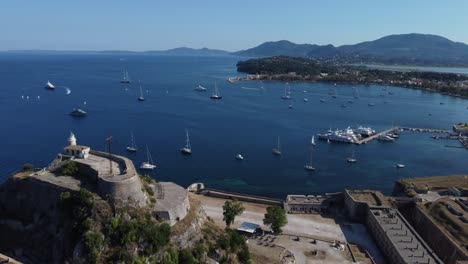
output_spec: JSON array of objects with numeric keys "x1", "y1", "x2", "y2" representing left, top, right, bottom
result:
[{"x1": 284, "y1": 194, "x2": 327, "y2": 214}]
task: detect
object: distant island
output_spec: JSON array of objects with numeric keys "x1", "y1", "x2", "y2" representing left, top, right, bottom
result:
[
  {"x1": 6, "y1": 33, "x2": 468, "y2": 67},
  {"x1": 236, "y1": 56, "x2": 468, "y2": 98}
]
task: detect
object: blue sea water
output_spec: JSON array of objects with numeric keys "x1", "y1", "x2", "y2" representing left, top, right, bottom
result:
[{"x1": 0, "y1": 53, "x2": 467, "y2": 198}]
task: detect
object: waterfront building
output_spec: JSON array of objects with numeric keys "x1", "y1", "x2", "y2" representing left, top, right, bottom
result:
[{"x1": 284, "y1": 195, "x2": 327, "y2": 214}]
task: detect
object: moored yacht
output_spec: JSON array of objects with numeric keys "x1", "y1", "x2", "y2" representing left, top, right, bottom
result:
[
  {"x1": 195, "y1": 85, "x2": 207, "y2": 91},
  {"x1": 180, "y1": 129, "x2": 192, "y2": 155},
  {"x1": 137, "y1": 81, "x2": 145, "y2": 101},
  {"x1": 396, "y1": 164, "x2": 405, "y2": 168},
  {"x1": 140, "y1": 145, "x2": 156, "y2": 170},
  {"x1": 126, "y1": 131, "x2": 138, "y2": 152},
  {"x1": 210, "y1": 82, "x2": 222, "y2": 99},
  {"x1": 378, "y1": 135, "x2": 395, "y2": 142},
  {"x1": 69, "y1": 108, "x2": 87, "y2": 117},
  {"x1": 235, "y1": 154, "x2": 244, "y2": 160}
]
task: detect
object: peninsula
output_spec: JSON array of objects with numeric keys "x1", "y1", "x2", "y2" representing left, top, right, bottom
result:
[{"x1": 236, "y1": 56, "x2": 468, "y2": 98}]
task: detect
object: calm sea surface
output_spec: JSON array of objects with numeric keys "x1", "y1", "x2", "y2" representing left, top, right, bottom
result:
[{"x1": 0, "y1": 53, "x2": 467, "y2": 198}]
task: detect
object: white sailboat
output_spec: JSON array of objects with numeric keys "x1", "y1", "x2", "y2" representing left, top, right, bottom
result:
[
  {"x1": 347, "y1": 148, "x2": 357, "y2": 163},
  {"x1": 304, "y1": 147, "x2": 315, "y2": 171},
  {"x1": 45, "y1": 80, "x2": 55, "y2": 90},
  {"x1": 281, "y1": 84, "x2": 291, "y2": 99},
  {"x1": 137, "y1": 80, "x2": 145, "y2": 101},
  {"x1": 120, "y1": 65, "x2": 130, "y2": 83},
  {"x1": 311, "y1": 135, "x2": 316, "y2": 146},
  {"x1": 126, "y1": 132, "x2": 137, "y2": 152},
  {"x1": 210, "y1": 82, "x2": 222, "y2": 99},
  {"x1": 140, "y1": 145, "x2": 156, "y2": 170},
  {"x1": 272, "y1": 136, "x2": 282, "y2": 155},
  {"x1": 180, "y1": 129, "x2": 192, "y2": 155}
]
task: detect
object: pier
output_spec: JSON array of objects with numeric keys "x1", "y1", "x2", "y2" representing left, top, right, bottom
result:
[{"x1": 355, "y1": 127, "x2": 400, "y2": 145}]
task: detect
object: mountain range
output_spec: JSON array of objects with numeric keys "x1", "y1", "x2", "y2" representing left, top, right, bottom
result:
[
  {"x1": 234, "y1": 34, "x2": 468, "y2": 66},
  {"x1": 7, "y1": 34, "x2": 468, "y2": 66}
]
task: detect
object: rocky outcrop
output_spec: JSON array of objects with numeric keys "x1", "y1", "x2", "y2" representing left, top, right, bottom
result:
[{"x1": 0, "y1": 176, "x2": 78, "y2": 264}]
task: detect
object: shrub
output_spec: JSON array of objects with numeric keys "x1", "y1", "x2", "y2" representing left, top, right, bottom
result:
[
  {"x1": 22, "y1": 164, "x2": 33, "y2": 171},
  {"x1": 61, "y1": 161, "x2": 79, "y2": 176},
  {"x1": 83, "y1": 230, "x2": 104, "y2": 264}
]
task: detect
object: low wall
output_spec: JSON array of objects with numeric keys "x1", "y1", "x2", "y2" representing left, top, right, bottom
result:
[
  {"x1": 86, "y1": 150, "x2": 147, "y2": 207},
  {"x1": 200, "y1": 188, "x2": 283, "y2": 206}
]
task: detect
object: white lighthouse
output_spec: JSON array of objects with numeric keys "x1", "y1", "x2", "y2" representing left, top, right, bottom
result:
[{"x1": 68, "y1": 132, "x2": 77, "y2": 146}]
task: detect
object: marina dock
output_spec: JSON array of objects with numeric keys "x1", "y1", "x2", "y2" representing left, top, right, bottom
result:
[{"x1": 355, "y1": 127, "x2": 400, "y2": 145}]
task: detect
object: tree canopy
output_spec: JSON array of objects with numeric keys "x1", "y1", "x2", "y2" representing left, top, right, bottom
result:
[
  {"x1": 263, "y1": 206, "x2": 287, "y2": 234},
  {"x1": 222, "y1": 200, "x2": 245, "y2": 227}
]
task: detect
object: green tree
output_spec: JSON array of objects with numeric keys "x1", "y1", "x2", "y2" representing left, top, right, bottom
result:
[
  {"x1": 263, "y1": 206, "x2": 287, "y2": 234},
  {"x1": 222, "y1": 200, "x2": 245, "y2": 227},
  {"x1": 61, "y1": 161, "x2": 79, "y2": 176},
  {"x1": 22, "y1": 164, "x2": 33, "y2": 171},
  {"x1": 83, "y1": 230, "x2": 104, "y2": 264}
]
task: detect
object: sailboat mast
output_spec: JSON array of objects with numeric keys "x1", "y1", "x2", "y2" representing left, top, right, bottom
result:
[
  {"x1": 186, "y1": 130, "x2": 191, "y2": 149},
  {"x1": 277, "y1": 136, "x2": 281, "y2": 151}
]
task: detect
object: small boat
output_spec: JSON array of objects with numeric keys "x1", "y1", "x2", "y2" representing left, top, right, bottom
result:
[
  {"x1": 45, "y1": 81, "x2": 55, "y2": 90},
  {"x1": 332, "y1": 95, "x2": 337, "y2": 98},
  {"x1": 320, "y1": 99, "x2": 326, "y2": 102},
  {"x1": 347, "y1": 100, "x2": 353, "y2": 103},
  {"x1": 120, "y1": 64, "x2": 130, "y2": 83},
  {"x1": 303, "y1": 90, "x2": 307, "y2": 93},
  {"x1": 235, "y1": 154, "x2": 244, "y2": 160},
  {"x1": 210, "y1": 82, "x2": 222, "y2": 99},
  {"x1": 396, "y1": 164, "x2": 405, "y2": 169},
  {"x1": 126, "y1": 132, "x2": 138, "y2": 152},
  {"x1": 288, "y1": 103, "x2": 293, "y2": 109},
  {"x1": 137, "y1": 81, "x2": 145, "y2": 101},
  {"x1": 368, "y1": 103, "x2": 375, "y2": 106},
  {"x1": 195, "y1": 85, "x2": 207, "y2": 91},
  {"x1": 311, "y1": 135, "x2": 316, "y2": 146},
  {"x1": 281, "y1": 84, "x2": 291, "y2": 99},
  {"x1": 180, "y1": 129, "x2": 192, "y2": 155},
  {"x1": 140, "y1": 145, "x2": 156, "y2": 170},
  {"x1": 70, "y1": 108, "x2": 87, "y2": 117},
  {"x1": 304, "y1": 147, "x2": 315, "y2": 171},
  {"x1": 341, "y1": 104, "x2": 347, "y2": 108},
  {"x1": 378, "y1": 135, "x2": 395, "y2": 142},
  {"x1": 303, "y1": 98, "x2": 308, "y2": 102},
  {"x1": 272, "y1": 136, "x2": 282, "y2": 155},
  {"x1": 327, "y1": 138, "x2": 330, "y2": 144},
  {"x1": 347, "y1": 148, "x2": 357, "y2": 163}
]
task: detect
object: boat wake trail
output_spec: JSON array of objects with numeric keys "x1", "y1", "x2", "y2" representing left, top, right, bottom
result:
[
  {"x1": 58, "y1": 86, "x2": 72, "y2": 95},
  {"x1": 240, "y1": 86, "x2": 261, "y2": 91}
]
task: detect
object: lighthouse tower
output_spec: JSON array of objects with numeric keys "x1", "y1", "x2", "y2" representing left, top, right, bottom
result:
[{"x1": 68, "y1": 132, "x2": 77, "y2": 146}]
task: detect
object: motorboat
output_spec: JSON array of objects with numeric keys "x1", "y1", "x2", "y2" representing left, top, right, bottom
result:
[
  {"x1": 378, "y1": 135, "x2": 395, "y2": 142},
  {"x1": 69, "y1": 108, "x2": 87, "y2": 117},
  {"x1": 396, "y1": 164, "x2": 405, "y2": 169},
  {"x1": 195, "y1": 85, "x2": 207, "y2": 91},
  {"x1": 235, "y1": 154, "x2": 244, "y2": 160},
  {"x1": 45, "y1": 81, "x2": 55, "y2": 90}
]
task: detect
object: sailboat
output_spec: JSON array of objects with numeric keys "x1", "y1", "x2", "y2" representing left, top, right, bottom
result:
[
  {"x1": 210, "y1": 82, "x2": 222, "y2": 99},
  {"x1": 126, "y1": 132, "x2": 138, "y2": 152},
  {"x1": 347, "y1": 148, "x2": 357, "y2": 163},
  {"x1": 137, "y1": 80, "x2": 145, "y2": 101},
  {"x1": 311, "y1": 135, "x2": 316, "y2": 146},
  {"x1": 120, "y1": 65, "x2": 130, "y2": 83},
  {"x1": 281, "y1": 84, "x2": 291, "y2": 99},
  {"x1": 272, "y1": 136, "x2": 282, "y2": 155},
  {"x1": 304, "y1": 146, "x2": 315, "y2": 171},
  {"x1": 180, "y1": 129, "x2": 192, "y2": 155},
  {"x1": 140, "y1": 145, "x2": 156, "y2": 170},
  {"x1": 45, "y1": 81, "x2": 55, "y2": 90}
]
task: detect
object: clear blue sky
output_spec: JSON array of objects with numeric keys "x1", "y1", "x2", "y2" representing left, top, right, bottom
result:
[{"x1": 1, "y1": 0, "x2": 467, "y2": 51}]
